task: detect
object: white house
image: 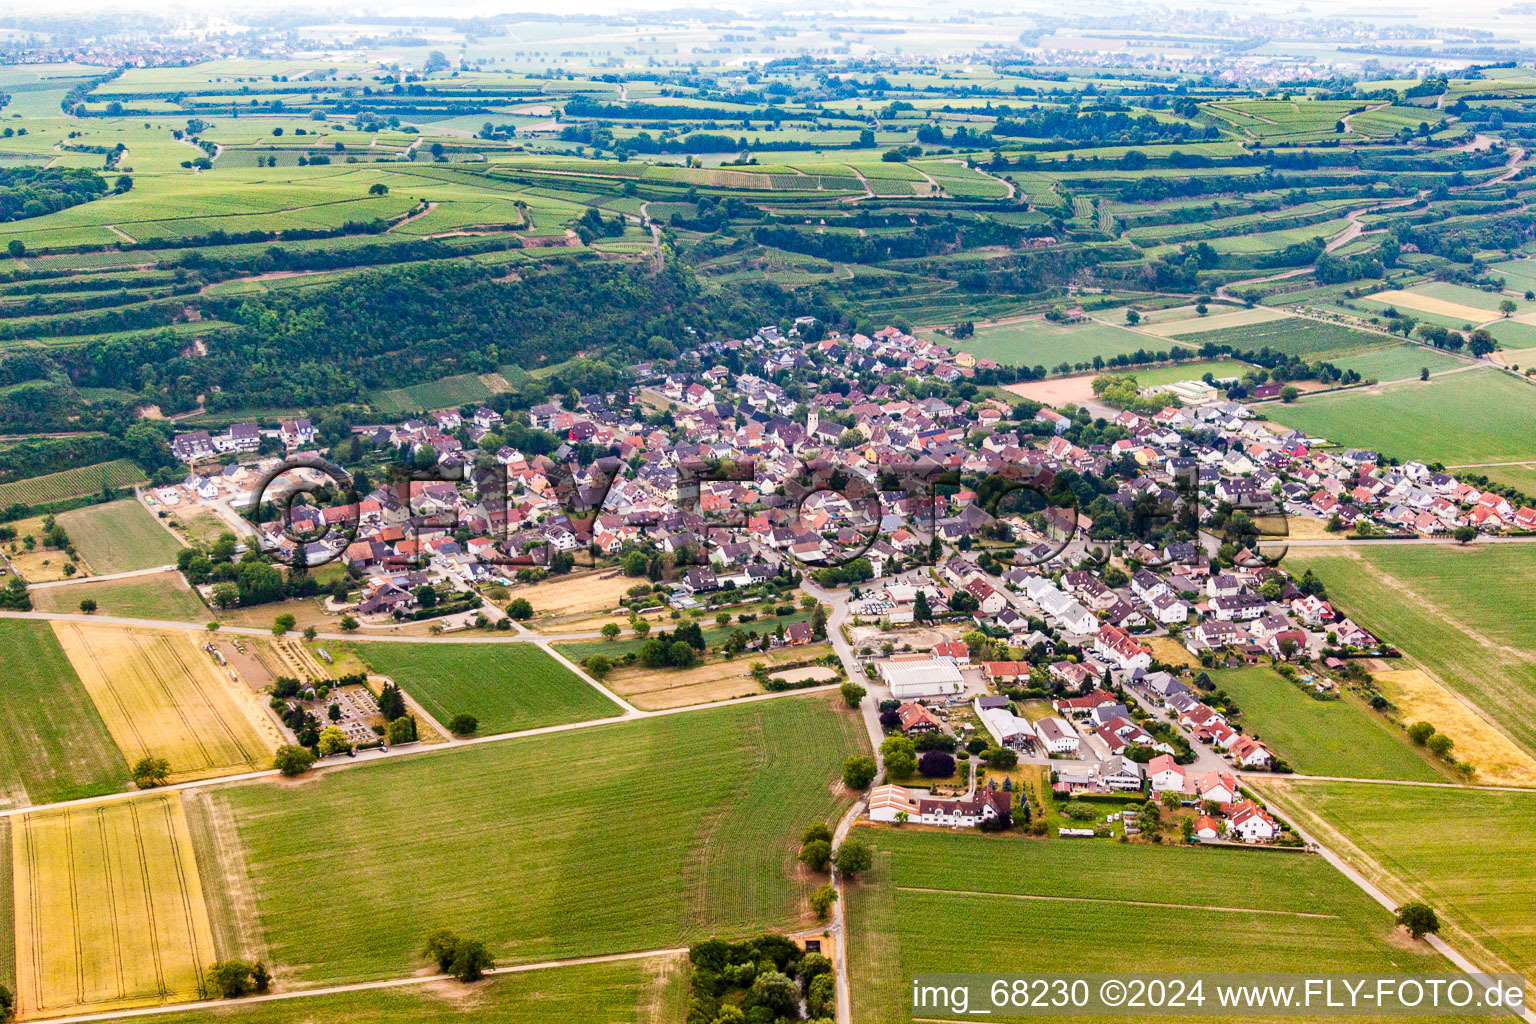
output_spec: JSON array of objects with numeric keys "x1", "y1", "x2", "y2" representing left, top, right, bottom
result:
[
  {"x1": 1092, "y1": 623, "x2": 1152, "y2": 674},
  {"x1": 1149, "y1": 592, "x2": 1189, "y2": 625},
  {"x1": 1034, "y1": 716, "x2": 1079, "y2": 755},
  {"x1": 1147, "y1": 753, "x2": 1187, "y2": 794},
  {"x1": 1229, "y1": 800, "x2": 1280, "y2": 842},
  {"x1": 1228, "y1": 736, "x2": 1274, "y2": 769}
]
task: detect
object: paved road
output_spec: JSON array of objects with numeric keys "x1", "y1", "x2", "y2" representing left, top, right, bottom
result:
[{"x1": 801, "y1": 578, "x2": 885, "y2": 1024}]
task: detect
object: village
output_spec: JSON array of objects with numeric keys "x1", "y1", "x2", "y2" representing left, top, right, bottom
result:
[{"x1": 142, "y1": 317, "x2": 1533, "y2": 846}]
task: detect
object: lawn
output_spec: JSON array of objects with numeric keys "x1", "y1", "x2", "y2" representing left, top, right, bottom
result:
[
  {"x1": 197, "y1": 695, "x2": 868, "y2": 985},
  {"x1": 115, "y1": 957, "x2": 689, "y2": 1024},
  {"x1": 1112, "y1": 359, "x2": 1258, "y2": 387},
  {"x1": 55, "y1": 499, "x2": 184, "y2": 575},
  {"x1": 345, "y1": 641, "x2": 621, "y2": 735},
  {"x1": 928, "y1": 318, "x2": 1192, "y2": 369},
  {"x1": 0, "y1": 620, "x2": 129, "y2": 805},
  {"x1": 1210, "y1": 666, "x2": 1442, "y2": 781},
  {"x1": 30, "y1": 572, "x2": 211, "y2": 621},
  {"x1": 12, "y1": 794, "x2": 217, "y2": 1019},
  {"x1": 1284, "y1": 545, "x2": 1536, "y2": 756},
  {"x1": 1265, "y1": 368, "x2": 1536, "y2": 464},
  {"x1": 1258, "y1": 781, "x2": 1536, "y2": 988},
  {"x1": 53, "y1": 622, "x2": 281, "y2": 783},
  {"x1": 845, "y1": 827, "x2": 1459, "y2": 1023}
]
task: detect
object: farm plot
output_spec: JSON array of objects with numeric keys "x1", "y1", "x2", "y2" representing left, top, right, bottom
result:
[
  {"x1": 101, "y1": 957, "x2": 688, "y2": 1024},
  {"x1": 1284, "y1": 544, "x2": 1536, "y2": 757},
  {"x1": 1210, "y1": 666, "x2": 1443, "y2": 781},
  {"x1": 516, "y1": 572, "x2": 642, "y2": 633},
  {"x1": 199, "y1": 695, "x2": 868, "y2": 985},
  {"x1": 29, "y1": 572, "x2": 210, "y2": 621},
  {"x1": 345, "y1": 642, "x2": 620, "y2": 735},
  {"x1": 1322, "y1": 343, "x2": 1466, "y2": 381},
  {"x1": 1362, "y1": 287, "x2": 1510, "y2": 325},
  {"x1": 845, "y1": 827, "x2": 1459, "y2": 1023},
  {"x1": 1265, "y1": 368, "x2": 1536, "y2": 464},
  {"x1": 54, "y1": 499, "x2": 183, "y2": 575},
  {"x1": 0, "y1": 459, "x2": 146, "y2": 508},
  {"x1": 1168, "y1": 316, "x2": 1393, "y2": 358},
  {"x1": 1135, "y1": 304, "x2": 1288, "y2": 337},
  {"x1": 1372, "y1": 668, "x2": 1536, "y2": 788},
  {"x1": 12, "y1": 794, "x2": 217, "y2": 1019},
  {"x1": 1257, "y1": 782, "x2": 1536, "y2": 988},
  {"x1": 1486, "y1": 317, "x2": 1536, "y2": 349},
  {"x1": 929, "y1": 318, "x2": 1192, "y2": 368},
  {"x1": 52, "y1": 623, "x2": 280, "y2": 783},
  {"x1": 0, "y1": 620, "x2": 128, "y2": 807},
  {"x1": 596, "y1": 641, "x2": 832, "y2": 711},
  {"x1": 1203, "y1": 217, "x2": 1352, "y2": 254}
]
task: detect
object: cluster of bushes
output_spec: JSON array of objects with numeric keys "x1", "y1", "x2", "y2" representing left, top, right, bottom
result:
[
  {"x1": 687, "y1": 934, "x2": 836, "y2": 1024},
  {"x1": 1407, "y1": 721, "x2": 1475, "y2": 777}
]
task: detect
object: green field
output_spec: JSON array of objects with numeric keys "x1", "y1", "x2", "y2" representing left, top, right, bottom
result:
[
  {"x1": 1266, "y1": 369, "x2": 1536, "y2": 464},
  {"x1": 0, "y1": 459, "x2": 145, "y2": 508},
  {"x1": 933, "y1": 318, "x2": 1192, "y2": 368},
  {"x1": 1321, "y1": 344, "x2": 1466, "y2": 381},
  {"x1": 99, "y1": 958, "x2": 688, "y2": 1024},
  {"x1": 199, "y1": 695, "x2": 867, "y2": 984},
  {"x1": 1170, "y1": 317, "x2": 1392, "y2": 358},
  {"x1": 29, "y1": 572, "x2": 210, "y2": 621},
  {"x1": 54, "y1": 499, "x2": 184, "y2": 574},
  {"x1": 1211, "y1": 667, "x2": 1443, "y2": 781},
  {"x1": 1114, "y1": 359, "x2": 1258, "y2": 387},
  {"x1": 1259, "y1": 781, "x2": 1536, "y2": 987},
  {"x1": 112, "y1": 964, "x2": 685, "y2": 1024},
  {"x1": 346, "y1": 642, "x2": 622, "y2": 735},
  {"x1": 1485, "y1": 318, "x2": 1536, "y2": 349},
  {"x1": 0, "y1": 620, "x2": 129, "y2": 805},
  {"x1": 846, "y1": 827, "x2": 1459, "y2": 1023},
  {"x1": 1284, "y1": 545, "x2": 1536, "y2": 754}
]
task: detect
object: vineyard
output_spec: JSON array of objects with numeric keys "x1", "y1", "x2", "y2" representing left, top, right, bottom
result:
[{"x1": 0, "y1": 458, "x2": 145, "y2": 508}]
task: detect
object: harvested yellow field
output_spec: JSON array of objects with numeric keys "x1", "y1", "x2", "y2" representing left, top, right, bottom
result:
[
  {"x1": 606, "y1": 643, "x2": 833, "y2": 710},
  {"x1": 52, "y1": 623, "x2": 281, "y2": 783},
  {"x1": 13, "y1": 794, "x2": 216, "y2": 1019},
  {"x1": 516, "y1": 572, "x2": 636, "y2": 631},
  {"x1": 1375, "y1": 668, "x2": 1536, "y2": 787},
  {"x1": 1369, "y1": 290, "x2": 1494, "y2": 325}
]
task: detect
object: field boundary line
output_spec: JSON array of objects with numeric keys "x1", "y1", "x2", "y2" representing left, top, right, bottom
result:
[
  {"x1": 23, "y1": 946, "x2": 690, "y2": 1024},
  {"x1": 894, "y1": 885, "x2": 1341, "y2": 918}
]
